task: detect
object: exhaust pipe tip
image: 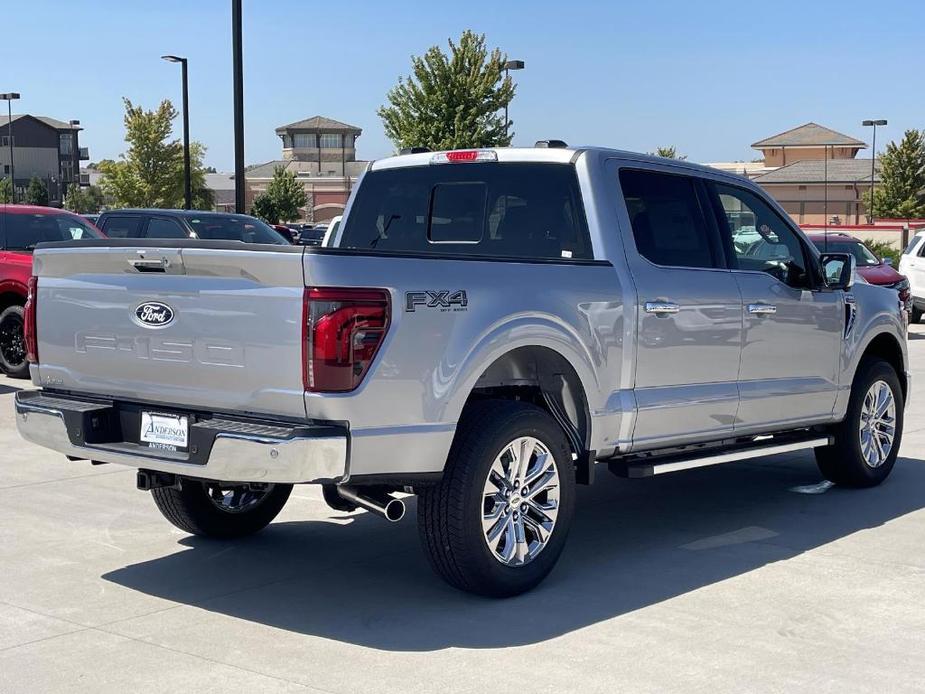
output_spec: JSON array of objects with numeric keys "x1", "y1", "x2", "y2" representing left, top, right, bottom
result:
[
  {"x1": 336, "y1": 485, "x2": 406, "y2": 523},
  {"x1": 383, "y1": 497, "x2": 405, "y2": 522}
]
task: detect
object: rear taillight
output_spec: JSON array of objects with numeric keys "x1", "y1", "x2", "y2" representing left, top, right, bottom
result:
[
  {"x1": 24, "y1": 275, "x2": 38, "y2": 364},
  {"x1": 303, "y1": 287, "x2": 390, "y2": 392}
]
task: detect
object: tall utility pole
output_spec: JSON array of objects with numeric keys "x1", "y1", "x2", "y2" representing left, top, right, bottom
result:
[
  {"x1": 502, "y1": 60, "x2": 524, "y2": 143},
  {"x1": 862, "y1": 119, "x2": 887, "y2": 223},
  {"x1": 162, "y1": 56, "x2": 192, "y2": 209},
  {"x1": 1, "y1": 93, "x2": 21, "y2": 202},
  {"x1": 232, "y1": 0, "x2": 245, "y2": 213}
]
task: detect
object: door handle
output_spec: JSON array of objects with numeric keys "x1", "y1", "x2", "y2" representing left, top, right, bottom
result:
[
  {"x1": 747, "y1": 303, "x2": 777, "y2": 315},
  {"x1": 644, "y1": 301, "x2": 681, "y2": 315},
  {"x1": 129, "y1": 258, "x2": 170, "y2": 273}
]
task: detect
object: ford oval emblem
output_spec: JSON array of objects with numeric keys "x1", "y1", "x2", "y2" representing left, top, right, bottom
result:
[{"x1": 134, "y1": 301, "x2": 175, "y2": 328}]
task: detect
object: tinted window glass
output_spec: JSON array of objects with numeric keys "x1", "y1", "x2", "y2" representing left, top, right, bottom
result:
[
  {"x1": 902, "y1": 235, "x2": 921, "y2": 255},
  {"x1": 102, "y1": 215, "x2": 143, "y2": 238},
  {"x1": 810, "y1": 239, "x2": 879, "y2": 266},
  {"x1": 144, "y1": 217, "x2": 188, "y2": 239},
  {"x1": 340, "y1": 163, "x2": 592, "y2": 260},
  {"x1": 184, "y1": 215, "x2": 286, "y2": 244},
  {"x1": 3, "y1": 212, "x2": 103, "y2": 249},
  {"x1": 712, "y1": 183, "x2": 810, "y2": 288},
  {"x1": 619, "y1": 169, "x2": 718, "y2": 269}
]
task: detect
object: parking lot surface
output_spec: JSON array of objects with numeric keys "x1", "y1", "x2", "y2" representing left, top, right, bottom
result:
[{"x1": 1, "y1": 327, "x2": 924, "y2": 693}]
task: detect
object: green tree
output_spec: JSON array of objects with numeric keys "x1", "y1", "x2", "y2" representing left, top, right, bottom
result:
[
  {"x1": 864, "y1": 129, "x2": 925, "y2": 219},
  {"x1": 378, "y1": 30, "x2": 516, "y2": 151},
  {"x1": 25, "y1": 177, "x2": 49, "y2": 206},
  {"x1": 651, "y1": 146, "x2": 687, "y2": 160},
  {"x1": 0, "y1": 177, "x2": 12, "y2": 203},
  {"x1": 251, "y1": 193, "x2": 279, "y2": 224},
  {"x1": 264, "y1": 166, "x2": 306, "y2": 222},
  {"x1": 99, "y1": 98, "x2": 211, "y2": 209},
  {"x1": 63, "y1": 184, "x2": 106, "y2": 214}
]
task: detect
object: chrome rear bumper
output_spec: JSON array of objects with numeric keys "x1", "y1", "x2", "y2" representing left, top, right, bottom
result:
[{"x1": 15, "y1": 391, "x2": 347, "y2": 484}]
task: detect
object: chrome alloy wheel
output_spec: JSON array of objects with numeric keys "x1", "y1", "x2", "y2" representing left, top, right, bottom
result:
[
  {"x1": 206, "y1": 483, "x2": 272, "y2": 513},
  {"x1": 859, "y1": 380, "x2": 896, "y2": 468},
  {"x1": 481, "y1": 436, "x2": 560, "y2": 566}
]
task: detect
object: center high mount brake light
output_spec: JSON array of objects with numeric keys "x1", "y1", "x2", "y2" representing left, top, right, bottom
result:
[{"x1": 430, "y1": 150, "x2": 498, "y2": 164}]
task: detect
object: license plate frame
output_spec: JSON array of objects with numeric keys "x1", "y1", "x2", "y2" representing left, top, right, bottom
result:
[{"x1": 139, "y1": 411, "x2": 189, "y2": 451}]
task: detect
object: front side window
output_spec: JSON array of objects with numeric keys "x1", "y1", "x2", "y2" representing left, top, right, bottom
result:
[
  {"x1": 619, "y1": 169, "x2": 719, "y2": 269},
  {"x1": 2, "y1": 212, "x2": 102, "y2": 249},
  {"x1": 144, "y1": 217, "x2": 188, "y2": 239},
  {"x1": 340, "y1": 163, "x2": 592, "y2": 260},
  {"x1": 184, "y1": 215, "x2": 287, "y2": 244},
  {"x1": 712, "y1": 182, "x2": 810, "y2": 288}
]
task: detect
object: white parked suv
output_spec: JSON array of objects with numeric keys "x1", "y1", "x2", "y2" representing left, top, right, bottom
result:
[{"x1": 899, "y1": 230, "x2": 925, "y2": 323}]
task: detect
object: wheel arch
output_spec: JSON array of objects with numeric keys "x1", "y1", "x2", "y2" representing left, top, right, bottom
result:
[
  {"x1": 858, "y1": 331, "x2": 907, "y2": 402},
  {"x1": 461, "y1": 345, "x2": 594, "y2": 481}
]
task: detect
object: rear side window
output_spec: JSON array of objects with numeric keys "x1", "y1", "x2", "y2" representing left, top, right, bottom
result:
[
  {"x1": 619, "y1": 169, "x2": 719, "y2": 269},
  {"x1": 102, "y1": 215, "x2": 143, "y2": 238},
  {"x1": 340, "y1": 163, "x2": 592, "y2": 260}
]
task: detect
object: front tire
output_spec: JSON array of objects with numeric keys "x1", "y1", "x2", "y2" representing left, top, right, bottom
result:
[
  {"x1": 815, "y1": 358, "x2": 904, "y2": 487},
  {"x1": 418, "y1": 400, "x2": 576, "y2": 597},
  {"x1": 151, "y1": 480, "x2": 292, "y2": 538},
  {"x1": 0, "y1": 305, "x2": 29, "y2": 379}
]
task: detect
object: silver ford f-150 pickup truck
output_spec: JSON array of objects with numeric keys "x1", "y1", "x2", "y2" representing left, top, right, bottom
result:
[{"x1": 15, "y1": 144, "x2": 909, "y2": 596}]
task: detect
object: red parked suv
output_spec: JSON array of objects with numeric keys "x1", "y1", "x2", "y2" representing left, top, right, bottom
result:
[
  {"x1": 806, "y1": 233, "x2": 911, "y2": 308},
  {"x1": 0, "y1": 205, "x2": 103, "y2": 378}
]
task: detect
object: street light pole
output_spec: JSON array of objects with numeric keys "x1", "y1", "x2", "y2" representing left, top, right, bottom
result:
[
  {"x1": 232, "y1": 0, "x2": 245, "y2": 213},
  {"x1": 1, "y1": 92, "x2": 21, "y2": 202},
  {"x1": 502, "y1": 60, "x2": 524, "y2": 144},
  {"x1": 162, "y1": 56, "x2": 192, "y2": 209},
  {"x1": 862, "y1": 119, "x2": 887, "y2": 223}
]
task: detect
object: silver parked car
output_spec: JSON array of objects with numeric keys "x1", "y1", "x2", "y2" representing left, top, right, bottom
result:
[{"x1": 16, "y1": 145, "x2": 909, "y2": 596}]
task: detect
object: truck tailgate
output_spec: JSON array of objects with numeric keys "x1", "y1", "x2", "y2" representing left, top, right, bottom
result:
[{"x1": 32, "y1": 243, "x2": 307, "y2": 419}]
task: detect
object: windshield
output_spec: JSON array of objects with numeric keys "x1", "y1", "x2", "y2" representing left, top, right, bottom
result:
[
  {"x1": 183, "y1": 215, "x2": 287, "y2": 244},
  {"x1": 810, "y1": 239, "x2": 880, "y2": 267},
  {"x1": 2, "y1": 212, "x2": 103, "y2": 250}
]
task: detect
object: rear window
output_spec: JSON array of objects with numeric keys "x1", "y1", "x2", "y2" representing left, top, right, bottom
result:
[
  {"x1": 2, "y1": 212, "x2": 103, "y2": 250},
  {"x1": 340, "y1": 163, "x2": 592, "y2": 260},
  {"x1": 183, "y1": 215, "x2": 287, "y2": 244}
]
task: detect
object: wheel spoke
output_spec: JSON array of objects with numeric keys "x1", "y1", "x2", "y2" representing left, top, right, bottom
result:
[
  {"x1": 512, "y1": 517, "x2": 528, "y2": 564},
  {"x1": 524, "y1": 452, "x2": 553, "y2": 487},
  {"x1": 515, "y1": 437, "x2": 536, "y2": 483},
  {"x1": 522, "y1": 512, "x2": 551, "y2": 545}
]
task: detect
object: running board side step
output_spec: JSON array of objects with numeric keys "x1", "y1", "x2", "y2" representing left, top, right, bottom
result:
[{"x1": 609, "y1": 435, "x2": 833, "y2": 478}]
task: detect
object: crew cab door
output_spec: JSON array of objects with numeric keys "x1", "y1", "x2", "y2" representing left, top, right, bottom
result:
[
  {"x1": 899, "y1": 233, "x2": 925, "y2": 301},
  {"x1": 707, "y1": 181, "x2": 842, "y2": 430},
  {"x1": 615, "y1": 166, "x2": 743, "y2": 450}
]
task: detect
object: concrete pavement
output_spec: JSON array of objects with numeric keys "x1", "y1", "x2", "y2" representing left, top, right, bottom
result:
[{"x1": 2, "y1": 327, "x2": 925, "y2": 692}]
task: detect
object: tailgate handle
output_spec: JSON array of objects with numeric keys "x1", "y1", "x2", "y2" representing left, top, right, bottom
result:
[{"x1": 129, "y1": 257, "x2": 170, "y2": 273}]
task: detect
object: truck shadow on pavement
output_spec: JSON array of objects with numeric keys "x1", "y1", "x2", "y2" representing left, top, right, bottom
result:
[{"x1": 103, "y1": 453, "x2": 925, "y2": 651}]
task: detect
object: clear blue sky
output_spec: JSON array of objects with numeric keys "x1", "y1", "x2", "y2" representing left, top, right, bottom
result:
[{"x1": 3, "y1": 0, "x2": 922, "y2": 170}]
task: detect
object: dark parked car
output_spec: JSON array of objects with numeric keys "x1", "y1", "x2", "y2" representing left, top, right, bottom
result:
[{"x1": 95, "y1": 210, "x2": 288, "y2": 245}]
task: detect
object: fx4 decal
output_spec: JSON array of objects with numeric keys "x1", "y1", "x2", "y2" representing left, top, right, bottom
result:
[{"x1": 405, "y1": 290, "x2": 469, "y2": 313}]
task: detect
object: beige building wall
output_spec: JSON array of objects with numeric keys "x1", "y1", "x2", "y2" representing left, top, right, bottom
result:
[{"x1": 761, "y1": 182, "x2": 871, "y2": 225}]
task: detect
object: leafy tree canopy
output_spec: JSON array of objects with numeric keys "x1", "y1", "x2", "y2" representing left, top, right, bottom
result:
[
  {"x1": 0, "y1": 177, "x2": 12, "y2": 203},
  {"x1": 651, "y1": 145, "x2": 687, "y2": 160},
  {"x1": 864, "y1": 129, "x2": 925, "y2": 219},
  {"x1": 378, "y1": 30, "x2": 515, "y2": 152},
  {"x1": 25, "y1": 177, "x2": 49, "y2": 206},
  {"x1": 99, "y1": 98, "x2": 212, "y2": 210}
]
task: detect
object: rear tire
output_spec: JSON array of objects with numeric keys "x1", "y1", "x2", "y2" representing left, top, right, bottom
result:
[
  {"x1": 0, "y1": 305, "x2": 29, "y2": 379},
  {"x1": 815, "y1": 358, "x2": 903, "y2": 488},
  {"x1": 151, "y1": 480, "x2": 292, "y2": 538},
  {"x1": 418, "y1": 400, "x2": 576, "y2": 597}
]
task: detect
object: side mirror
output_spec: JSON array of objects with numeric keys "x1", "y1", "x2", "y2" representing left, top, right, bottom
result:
[
  {"x1": 883, "y1": 257, "x2": 894, "y2": 267},
  {"x1": 820, "y1": 252, "x2": 856, "y2": 290}
]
